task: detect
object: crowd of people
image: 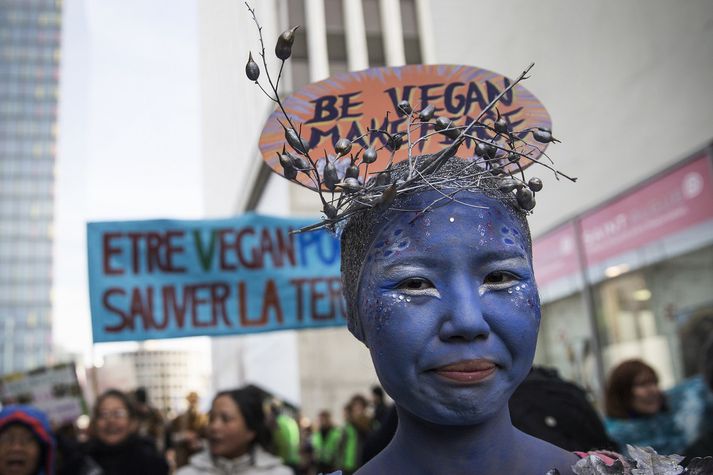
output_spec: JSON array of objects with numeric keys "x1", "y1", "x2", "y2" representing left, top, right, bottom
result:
[
  {"x1": 0, "y1": 383, "x2": 400, "y2": 475},
  {"x1": 1, "y1": 352, "x2": 711, "y2": 475}
]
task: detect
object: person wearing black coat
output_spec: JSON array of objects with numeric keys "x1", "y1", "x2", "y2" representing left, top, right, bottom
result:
[{"x1": 84, "y1": 389, "x2": 169, "y2": 475}]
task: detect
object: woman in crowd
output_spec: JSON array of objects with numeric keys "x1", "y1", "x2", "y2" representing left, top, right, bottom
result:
[
  {"x1": 84, "y1": 389, "x2": 169, "y2": 475},
  {"x1": 177, "y1": 386, "x2": 291, "y2": 475},
  {"x1": 0, "y1": 405, "x2": 54, "y2": 475},
  {"x1": 604, "y1": 359, "x2": 702, "y2": 455}
]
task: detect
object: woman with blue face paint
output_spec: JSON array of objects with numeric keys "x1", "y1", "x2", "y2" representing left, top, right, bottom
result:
[{"x1": 338, "y1": 157, "x2": 580, "y2": 475}]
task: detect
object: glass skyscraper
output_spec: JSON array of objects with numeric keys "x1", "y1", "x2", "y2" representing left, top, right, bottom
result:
[{"x1": 0, "y1": 0, "x2": 62, "y2": 374}]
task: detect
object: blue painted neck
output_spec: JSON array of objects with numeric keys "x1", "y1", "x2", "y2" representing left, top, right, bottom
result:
[{"x1": 359, "y1": 404, "x2": 577, "y2": 474}]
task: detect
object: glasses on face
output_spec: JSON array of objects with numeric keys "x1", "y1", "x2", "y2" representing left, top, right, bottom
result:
[
  {"x1": 96, "y1": 409, "x2": 129, "y2": 421},
  {"x1": 0, "y1": 432, "x2": 36, "y2": 447}
]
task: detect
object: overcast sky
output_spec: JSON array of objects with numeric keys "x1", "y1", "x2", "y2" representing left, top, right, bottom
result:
[{"x1": 54, "y1": 0, "x2": 207, "y2": 363}]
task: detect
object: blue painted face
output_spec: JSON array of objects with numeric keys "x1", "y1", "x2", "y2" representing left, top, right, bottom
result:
[{"x1": 356, "y1": 191, "x2": 540, "y2": 426}]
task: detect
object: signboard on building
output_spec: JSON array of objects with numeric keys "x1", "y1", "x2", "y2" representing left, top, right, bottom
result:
[
  {"x1": 533, "y1": 222, "x2": 580, "y2": 287},
  {"x1": 0, "y1": 363, "x2": 85, "y2": 426},
  {"x1": 87, "y1": 214, "x2": 345, "y2": 342},
  {"x1": 580, "y1": 153, "x2": 713, "y2": 268}
]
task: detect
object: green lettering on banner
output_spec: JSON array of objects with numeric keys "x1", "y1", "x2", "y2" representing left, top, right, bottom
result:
[{"x1": 193, "y1": 229, "x2": 215, "y2": 271}]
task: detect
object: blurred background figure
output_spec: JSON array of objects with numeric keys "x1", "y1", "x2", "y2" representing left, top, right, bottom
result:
[
  {"x1": 310, "y1": 410, "x2": 341, "y2": 474},
  {"x1": 168, "y1": 391, "x2": 208, "y2": 469},
  {"x1": 268, "y1": 401, "x2": 300, "y2": 473},
  {"x1": 177, "y1": 386, "x2": 291, "y2": 475},
  {"x1": 684, "y1": 335, "x2": 713, "y2": 459},
  {"x1": 0, "y1": 405, "x2": 54, "y2": 475},
  {"x1": 335, "y1": 395, "x2": 372, "y2": 475},
  {"x1": 336, "y1": 404, "x2": 358, "y2": 475},
  {"x1": 369, "y1": 387, "x2": 389, "y2": 430},
  {"x1": 604, "y1": 359, "x2": 712, "y2": 455},
  {"x1": 295, "y1": 415, "x2": 314, "y2": 475},
  {"x1": 509, "y1": 366, "x2": 616, "y2": 452},
  {"x1": 132, "y1": 387, "x2": 166, "y2": 452},
  {"x1": 85, "y1": 389, "x2": 169, "y2": 475}
]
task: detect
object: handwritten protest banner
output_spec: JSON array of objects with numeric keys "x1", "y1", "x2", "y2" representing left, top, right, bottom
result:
[
  {"x1": 258, "y1": 64, "x2": 552, "y2": 189},
  {"x1": 0, "y1": 363, "x2": 85, "y2": 426},
  {"x1": 87, "y1": 214, "x2": 345, "y2": 343}
]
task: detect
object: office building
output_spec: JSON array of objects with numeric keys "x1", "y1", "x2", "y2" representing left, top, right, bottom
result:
[{"x1": 0, "y1": 0, "x2": 62, "y2": 374}]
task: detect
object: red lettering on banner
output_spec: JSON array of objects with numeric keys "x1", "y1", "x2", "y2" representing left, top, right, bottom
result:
[
  {"x1": 259, "y1": 228, "x2": 275, "y2": 265},
  {"x1": 237, "y1": 279, "x2": 283, "y2": 327},
  {"x1": 277, "y1": 228, "x2": 297, "y2": 267},
  {"x1": 290, "y1": 278, "x2": 307, "y2": 322},
  {"x1": 102, "y1": 233, "x2": 124, "y2": 275},
  {"x1": 209, "y1": 226, "x2": 299, "y2": 271},
  {"x1": 210, "y1": 283, "x2": 231, "y2": 327},
  {"x1": 147, "y1": 232, "x2": 163, "y2": 272},
  {"x1": 217, "y1": 228, "x2": 238, "y2": 271},
  {"x1": 128, "y1": 232, "x2": 143, "y2": 273},
  {"x1": 162, "y1": 285, "x2": 189, "y2": 329},
  {"x1": 103, "y1": 282, "x2": 233, "y2": 334},
  {"x1": 191, "y1": 284, "x2": 212, "y2": 328},
  {"x1": 263, "y1": 279, "x2": 283, "y2": 324},
  {"x1": 289, "y1": 277, "x2": 344, "y2": 322},
  {"x1": 237, "y1": 228, "x2": 261, "y2": 269},
  {"x1": 130, "y1": 286, "x2": 154, "y2": 330},
  {"x1": 105, "y1": 231, "x2": 187, "y2": 274},
  {"x1": 102, "y1": 287, "x2": 128, "y2": 331},
  {"x1": 165, "y1": 230, "x2": 187, "y2": 272}
]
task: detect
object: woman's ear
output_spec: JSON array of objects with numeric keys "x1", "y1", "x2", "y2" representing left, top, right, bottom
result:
[{"x1": 347, "y1": 315, "x2": 368, "y2": 347}]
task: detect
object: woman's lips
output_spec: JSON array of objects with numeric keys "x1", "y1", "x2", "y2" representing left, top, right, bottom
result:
[{"x1": 432, "y1": 360, "x2": 497, "y2": 383}]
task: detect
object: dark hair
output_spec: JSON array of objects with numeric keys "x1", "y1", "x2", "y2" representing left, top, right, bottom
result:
[
  {"x1": 371, "y1": 386, "x2": 384, "y2": 400},
  {"x1": 215, "y1": 386, "x2": 271, "y2": 450},
  {"x1": 134, "y1": 387, "x2": 148, "y2": 404},
  {"x1": 93, "y1": 389, "x2": 137, "y2": 420},
  {"x1": 340, "y1": 156, "x2": 532, "y2": 342},
  {"x1": 604, "y1": 359, "x2": 659, "y2": 418}
]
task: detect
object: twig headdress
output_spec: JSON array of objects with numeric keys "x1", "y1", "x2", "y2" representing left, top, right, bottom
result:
[{"x1": 245, "y1": 3, "x2": 575, "y2": 234}]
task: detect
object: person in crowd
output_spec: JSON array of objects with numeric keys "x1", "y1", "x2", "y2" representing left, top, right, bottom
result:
[
  {"x1": 132, "y1": 387, "x2": 165, "y2": 452},
  {"x1": 509, "y1": 366, "x2": 616, "y2": 452},
  {"x1": 336, "y1": 404, "x2": 358, "y2": 475},
  {"x1": 84, "y1": 389, "x2": 169, "y2": 475},
  {"x1": 295, "y1": 416, "x2": 314, "y2": 475},
  {"x1": 0, "y1": 405, "x2": 54, "y2": 475},
  {"x1": 54, "y1": 421, "x2": 102, "y2": 475},
  {"x1": 360, "y1": 405, "x2": 397, "y2": 466},
  {"x1": 368, "y1": 387, "x2": 388, "y2": 431},
  {"x1": 177, "y1": 386, "x2": 291, "y2": 475},
  {"x1": 345, "y1": 396, "x2": 371, "y2": 449},
  {"x1": 604, "y1": 358, "x2": 711, "y2": 455},
  {"x1": 685, "y1": 335, "x2": 713, "y2": 459},
  {"x1": 168, "y1": 391, "x2": 208, "y2": 469},
  {"x1": 269, "y1": 402, "x2": 300, "y2": 472},
  {"x1": 310, "y1": 411, "x2": 341, "y2": 474}
]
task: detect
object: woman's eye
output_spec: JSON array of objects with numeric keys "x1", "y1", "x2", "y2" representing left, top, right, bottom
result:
[
  {"x1": 483, "y1": 271, "x2": 519, "y2": 289},
  {"x1": 396, "y1": 278, "x2": 440, "y2": 297}
]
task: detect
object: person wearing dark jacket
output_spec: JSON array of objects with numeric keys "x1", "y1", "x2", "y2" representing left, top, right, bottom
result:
[
  {"x1": 509, "y1": 366, "x2": 616, "y2": 452},
  {"x1": 84, "y1": 389, "x2": 168, "y2": 475},
  {"x1": 0, "y1": 405, "x2": 55, "y2": 475}
]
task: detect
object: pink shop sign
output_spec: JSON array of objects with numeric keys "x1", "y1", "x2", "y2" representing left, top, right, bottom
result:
[
  {"x1": 580, "y1": 153, "x2": 713, "y2": 267},
  {"x1": 532, "y1": 222, "x2": 580, "y2": 287}
]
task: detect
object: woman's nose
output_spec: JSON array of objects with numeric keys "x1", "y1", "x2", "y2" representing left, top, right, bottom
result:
[{"x1": 438, "y1": 279, "x2": 490, "y2": 342}]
